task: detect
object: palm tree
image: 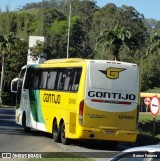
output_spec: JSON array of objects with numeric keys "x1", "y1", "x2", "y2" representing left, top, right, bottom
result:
[
  {"x1": 145, "y1": 30, "x2": 160, "y2": 56},
  {"x1": 95, "y1": 24, "x2": 133, "y2": 60},
  {"x1": 0, "y1": 33, "x2": 18, "y2": 105}
]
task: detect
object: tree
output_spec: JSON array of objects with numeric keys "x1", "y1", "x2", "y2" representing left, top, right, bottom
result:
[
  {"x1": 40, "y1": 7, "x2": 65, "y2": 35},
  {"x1": 49, "y1": 15, "x2": 92, "y2": 58},
  {"x1": 30, "y1": 40, "x2": 52, "y2": 60},
  {"x1": 0, "y1": 33, "x2": 20, "y2": 105},
  {"x1": 91, "y1": 4, "x2": 147, "y2": 59},
  {"x1": 95, "y1": 24, "x2": 133, "y2": 60},
  {"x1": 118, "y1": 5, "x2": 147, "y2": 47},
  {"x1": 0, "y1": 0, "x2": 159, "y2": 94},
  {"x1": 145, "y1": 30, "x2": 160, "y2": 56},
  {"x1": 140, "y1": 54, "x2": 160, "y2": 91}
]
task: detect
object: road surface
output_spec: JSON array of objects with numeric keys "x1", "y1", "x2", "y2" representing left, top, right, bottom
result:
[{"x1": 0, "y1": 108, "x2": 126, "y2": 160}]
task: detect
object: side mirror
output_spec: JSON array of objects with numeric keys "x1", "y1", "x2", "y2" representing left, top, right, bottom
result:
[{"x1": 11, "y1": 78, "x2": 19, "y2": 93}]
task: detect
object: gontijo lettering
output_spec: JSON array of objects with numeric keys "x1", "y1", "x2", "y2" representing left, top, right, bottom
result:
[
  {"x1": 88, "y1": 91, "x2": 136, "y2": 100},
  {"x1": 43, "y1": 93, "x2": 61, "y2": 104}
]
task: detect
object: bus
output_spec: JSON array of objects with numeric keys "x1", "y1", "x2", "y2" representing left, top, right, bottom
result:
[{"x1": 11, "y1": 58, "x2": 140, "y2": 145}]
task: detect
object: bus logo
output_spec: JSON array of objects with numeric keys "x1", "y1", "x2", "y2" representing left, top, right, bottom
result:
[{"x1": 99, "y1": 68, "x2": 126, "y2": 79}]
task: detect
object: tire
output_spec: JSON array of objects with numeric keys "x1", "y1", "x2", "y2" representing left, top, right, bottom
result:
[
  {"x1": 22, "y1": 114, "x2": 31, "y2": 133},
  {"x1": 53, "y1": 121, "x2": 60, "y2": 142},
  {"x1": 60, "y1": 122, "x2": 70, "y2": 145}
]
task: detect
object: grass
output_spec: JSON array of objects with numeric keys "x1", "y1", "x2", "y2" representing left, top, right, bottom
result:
[
  {"x1": 139, "y1": 114, "x2": 160, "y2": 122},
  {"x1": 137, "y1": 113, "x2": 160, "y2": 146},
  {"x1": 145, "y1": 87, "x2": 160, "y2": 93},
  {"x1": 28, "y1": 159, "x2": 94, "y2": 161},
  {"x1": 15, "y1": 158, "x2": 94, "y2": 161},
  {"x1": 26, "y1": 153, "x2": 95, "y2": 161},
  {"x1": 11, "y1": 153, "x2": 95, "y2": 161}
]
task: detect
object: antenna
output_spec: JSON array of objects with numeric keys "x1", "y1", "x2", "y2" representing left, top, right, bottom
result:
[{"x1": 67, "y1": 2, "x2": 71, "y2": 59}]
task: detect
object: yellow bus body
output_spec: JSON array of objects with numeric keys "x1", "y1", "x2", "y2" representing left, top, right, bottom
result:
[{"x1": 13, "y1": 58, "x2": 139, "y2": 143}]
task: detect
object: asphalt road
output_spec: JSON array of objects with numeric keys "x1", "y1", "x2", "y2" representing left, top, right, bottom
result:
[{"x1": 0, "y1": 108, "x2": 126, "y2": 160}]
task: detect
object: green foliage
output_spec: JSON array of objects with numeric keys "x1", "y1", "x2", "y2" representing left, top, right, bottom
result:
[
  {"x1": 49, "y1": 15, "x2": 92, "y2": 58},
  {"x1": 140, "y1": 54, "x2": 160, "y2": 91},
  {"x1": 0, "y1": 34, "x2": 28, "y2": 105},
  {"x1": 51, "y1": 20, "x2": 68, "y2": 35},
  {"x1": 4, "y1": 39, "x2": 27, "y2": 82},
  {"x1": 95, "y1": 24, "x2": 134, "y2": 60},
  {"x1": 145, "y1": 30, "x2": 160, "y2": 55},
  {"x1": 0, "y1": 0, "x2": 160, "y2": 105},
  {"x1": 28, "y1": 158, "x2": 94, "y2": 161},
  {"x1": 137, "y1": 114, "x2": 160, "y2": 145},
  {"x1": 145, "y1": 87, "x2": 160, "y2": 93}
]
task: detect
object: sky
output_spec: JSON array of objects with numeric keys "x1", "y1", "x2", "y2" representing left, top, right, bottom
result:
[{"x1": 0, "y1": 0, "x2": 159, "y2": 20}]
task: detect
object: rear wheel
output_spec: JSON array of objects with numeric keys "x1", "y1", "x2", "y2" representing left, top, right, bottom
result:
[
  {"x1": 60, "y1": 122, "x2": 70, "y2": 145},
  {"x1": 53, "y1": 121, "x2": 60, "y2": 142}
]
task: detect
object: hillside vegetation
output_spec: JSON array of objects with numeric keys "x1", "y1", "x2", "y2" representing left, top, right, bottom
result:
[{"x1": 0, "y1": 0, "x2": 160, "y2": 104}]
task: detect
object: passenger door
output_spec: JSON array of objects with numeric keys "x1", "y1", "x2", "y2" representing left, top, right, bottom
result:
[{"x1": 16, "y1": 68, "x2": 26, "y2": 110}]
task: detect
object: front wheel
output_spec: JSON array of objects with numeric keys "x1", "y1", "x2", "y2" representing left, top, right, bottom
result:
[
  {"x1": 22, "y1": 114, "x2": 31, "y2": 133},
  {"x1": 53, "y1": 121, "x2": 60, "y2": 142},
  {"x1": 60, "y1": 122, "x2": 70, "y2": 145}
]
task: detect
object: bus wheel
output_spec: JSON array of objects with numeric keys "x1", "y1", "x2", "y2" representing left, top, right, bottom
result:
[
  {"x1": 60, "y1": 122, "x2": 69, "y2": 145},
  {"x1": 53, "y1": 121, "x2": 60, "y2": 142},
  {"x1": 22, "y1": 114, "x2": 31, "y2": 133}
]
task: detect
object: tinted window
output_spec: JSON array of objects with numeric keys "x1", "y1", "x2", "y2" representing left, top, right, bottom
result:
[
  {"x1": 39, "y1": 70, "x2": 48, "y2": 89},
  {"x1": 24, "y1": 68, "x2": 40, "y2": 89},
  {"x1": 46, "y1": 71, "x2": 57, "y2": 89},
  {"x1": 71, "y1": 68, "x2": 81, "y2": 91},
  {"x1": 17, "y1": 68, "x2": 26, "y2": 92},
  {"x1": 56, "y1": 68, "x2": 82, "y2": 92},
  {"x1": 24, "y1": 68, "x2": 34, "y2": 89},
  {"x1": 57, "y1": 69, "x2": 65, "y2": 90},
  {"x1": 24, "y1": 67, "x2": 82, "y2": 92},
  {"x1": 33, "y1": 69, "x2": 40, "y2": 88}
]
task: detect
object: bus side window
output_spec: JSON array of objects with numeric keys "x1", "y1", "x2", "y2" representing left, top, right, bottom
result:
[
  {"x1": 63, "y1": 69, "x2": 73, "y2": 91},
  {"x1": 39, "y1": 70, "x2": 48, "y2": 89},
  {"x1": 62, "y1": 68, "x2": 77, "y2": 91},
  {"x1": 17, "y1": 69, "x2": 26, "y2": 91},
  {"x1": 57, "y1": 71, "x2": 63, "y2": 90},
  {"x1": 57, "y1": 68, "x2": 72, "y2": 91},
  {"x1": 55, "y1": 68, "x2": 82, "y2": 92},
  {"x1": 63, "y1": 76, "x2": 71, "y2": 90},
  {"x1": 24, "y1": 69, "x2": 34, "y2": 89},
  {"x1": 72, "y1": 68, "x2": 82, "y2": 92},
  {"x1": 33, "y1": 69, "x2": 40, "y2": 89},
  {"x1": 46, "y1": 71, "x2": 57, "y2": 89}
]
